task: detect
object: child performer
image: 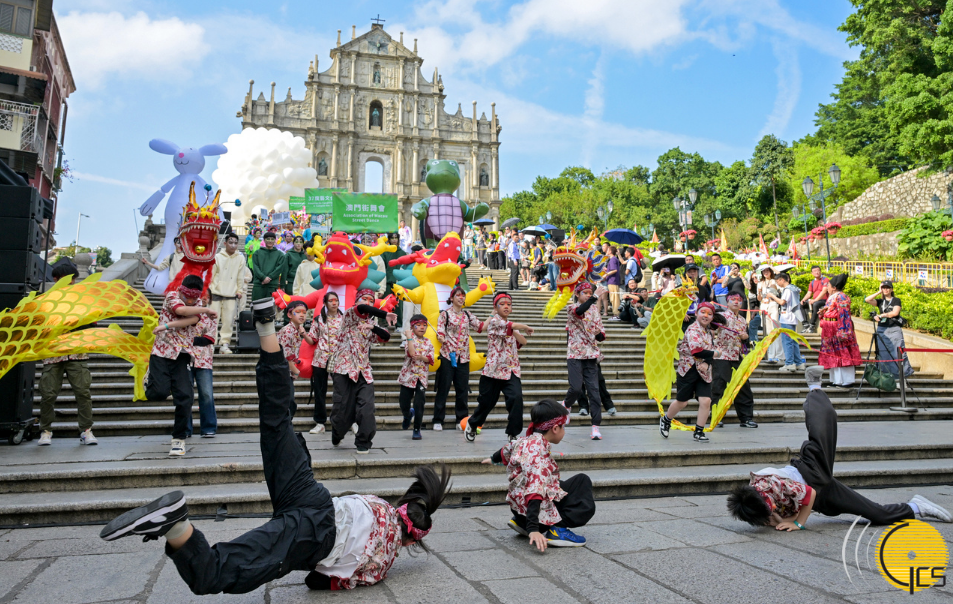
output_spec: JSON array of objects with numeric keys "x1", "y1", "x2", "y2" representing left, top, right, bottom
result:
[
  {"x1": 729, "y1": 366, "x2": 951, "y2": 529},
  {"x1": 434, "y1": 286, "x2": 484, "y2": 431},
  {"x1": 154, "y1": 312, "x2": 218, "y2": 438},
  {"x1": 399, "y1": 314, "x2": 434, "y2": 440},
  {"x1": 464, "y1": 292, "x2": 534, "y2": 443},
  {"x1": 100, "y1": 296, "x2": 452, "y2": 593},
  {"x1": 660, "y1": 302, "x2": 717, "y2": 443},
  {"x1": 278, "y1": 300, "x2": 315, "y2": 380},
  {"x1": 710, "y1": 292, "x2": 756, "y2": 428},
  {"x1": 326, "y1": 289, "x2": 398, "y2": 453},
  {"x1": 577, "y1": 349, "x2": 617, "y2": 418},
  {"x1": 145, "y1": 274, "x2": 218, "y2": 456},
  {"x1": 481, "y1": 399, "x2": 595, "y2": 551},
  {"x1": 307, "y1": 292, "x2": 342, "y2": 434},
  {"x1": 563, "y1": 281, "x2": 608, "y2": 440}
]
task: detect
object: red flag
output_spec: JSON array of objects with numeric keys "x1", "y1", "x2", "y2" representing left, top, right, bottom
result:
[{"x1": 758, "y1": 233, "x2": 769, "y2": 257}]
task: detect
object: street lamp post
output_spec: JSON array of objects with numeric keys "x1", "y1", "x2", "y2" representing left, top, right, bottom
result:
[
  {"x1": 801, "y1": 163, "x2": 841, "y2": 270},
  {"x1": 639, "y1": 223, "x2": 654, "y2": 240},
  {"x1": 930, "y1": 187, "x2": 953, "y2": 218},
  {"x1": 596, "y1": 200, "x2": 614, "y2": 230},
  {"x1": 704, "y1": 210, "x2": 722, "y2": 241},
  {"x1": 75, "y1": 212, "x2": 90, "y2": 252}
]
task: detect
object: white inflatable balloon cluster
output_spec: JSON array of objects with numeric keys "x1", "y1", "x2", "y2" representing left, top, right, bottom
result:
[{"x1": 212, "y1": 127, "x2": 318, "y2": 222}]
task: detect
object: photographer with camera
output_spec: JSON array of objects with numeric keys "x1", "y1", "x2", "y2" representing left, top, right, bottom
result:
[
  {"x1": 619, "y1": 283, "x2": 652, "y2": 328},
  {"x1": 864, "y1": 281, "x2": 913, "y2": 382}
]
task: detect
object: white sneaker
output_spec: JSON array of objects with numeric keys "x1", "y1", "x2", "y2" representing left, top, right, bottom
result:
[
  {"x1": 778, "y1": 365, "x2": 797, "y2": 372},
  {"x1": 219, "y1": 345, "x2": 233, "y2": 355},
  {"x1": 350, "y1": 423, "x2": 358, "y2": 434},
  {"x1": 433, "y1": 423, "x2": 443, "y2": 431},
  {"x1": 912, "y1": 495, "x2": 952, "y2": 522},
  {"x1": 37, "y1": 430, "x2": 52, "y2": 446},
  {"x1": 79, "y1": 428, "x2": 98, "y2": 445},
  {"x1": 591, "y1": 426, "x2": 602, "y2": 440},
  {"x1": 309, "y1": 424, "x2": 325, "y2": 434},
  {"x1": 169, "y1": 439, "x2": 186, "y2": 456}
]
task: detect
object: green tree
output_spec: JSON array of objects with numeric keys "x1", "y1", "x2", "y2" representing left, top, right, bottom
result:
[
  {"x1": 785, "y1": 142, "x2": 880, "y2": 213},
  {"x1": 748, "y1": 134, "x2": 794, "y2": 231},
  {"x1": 94, "y1": 246, "x2": 114, "y2": 268}
]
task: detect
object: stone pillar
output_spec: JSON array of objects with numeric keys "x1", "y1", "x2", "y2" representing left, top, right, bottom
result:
[
  {"x1": 412, "y1": 144, "x2": 419, "y2": 181},
  {"x1": 330, "y1": 135, "x2": 339, "y2": 183},
  {"x1": 268, "y1": 82, "x2": 276, "y2": 126},
  {"x1": 74, "y1": 253, "x2": 92, "y2": 278},
  {"x1": 491, "y1": 148, "x2": 499, "y2": 190},
  {"x1": 346, "y1": 137, "x2": 354, "y2": 186}
]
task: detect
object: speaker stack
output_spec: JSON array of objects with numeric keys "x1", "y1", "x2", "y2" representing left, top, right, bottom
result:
[{"x1": 0, "y1": 184, "x2": 51, "y2": 444}]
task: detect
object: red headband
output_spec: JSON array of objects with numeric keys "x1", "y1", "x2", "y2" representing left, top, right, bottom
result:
[
  {"x1": 525, "y1": 414, "x2": 568, "y2": 436},
  {"x1": 396, "y1": 504, "x2": 430, "y2": 541},
  {"x1": 178, "y1": 286, "x2": 203, "y2": 299},
  {"x1": 356, "y1": 288, "x2": 376, "y2": 301},
  {"x1": 410, "y1": 317, "x2": 428, "y2": 327},
  {"x1": 697, "y1": 302, "x2": 716, "y2": 314},
  {"x1": 493, "y1": 292, "x2": 512, "y2": 306},
  {"x1": 574, "y1": 281, "x2": 593, "y2": 295}
]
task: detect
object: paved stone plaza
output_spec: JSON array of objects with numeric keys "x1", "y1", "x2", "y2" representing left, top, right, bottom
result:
[{"x1": 0, "y1": 485, "x2": 951, "y2": 603}]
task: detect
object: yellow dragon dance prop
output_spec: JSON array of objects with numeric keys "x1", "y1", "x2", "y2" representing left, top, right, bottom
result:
[
  {"x1": 542, "y1": 229, "x2": 605, "y2": 320},
  {"x1": 0, "y1": 274, "x2": 159, "y2": 401},
  {"x1": 643, "y1": 289, "x2": 810, "y2": 432}
]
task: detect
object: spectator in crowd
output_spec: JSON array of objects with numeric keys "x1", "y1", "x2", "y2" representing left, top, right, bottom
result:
[
  {"x1": 463, "y1": 223, "x2": 475, "y2": 261},
  {"x1": 37, "y1": 264, "x2": 97, "y2": 446},
  {"x1": 619, "y1": 283, "x2": 651, "y2": 328},
  {"x1": 475, "y1": 227, "x2": 487, "y2": 267},
  {"x1": 251, "y1": 232, "x2": 284, "y2": 303},
  {"x1": 724, "y1": 263, "x2": 746, "y2": 311},
  {"x1": 818, "y1": 274, "x2": 862, "y2": 388},
  {"x1": 281, "y1": 236, "x2": 308, "y2": 295},
  {"x1": 746, "y1": 271, "x2": 762, "y2": 344},
  {"x1": 276, "y1": 231, "x2": 295, "y2": 253},
  {"x1": 142, "y1": 237, "x2": 185, "y2": 283},
  {"x1": 622, "y1": 247, "x2": 645, "y2": 288},
  {"x1": 519, "y1": 238, "x2": 532, "y2": 286},
  {"x1": 398, "y1": 219, "x2": 413, "y2": 253},
  {"x1": 244, "y1": 228, "x2": 263, "y2": 267},
  {"x1": 654, "y1": 267, "x2": 679, "y2": 296},
  {"x1": 709, "y1": 253, "x2": 729, "y2": 306},
  {"x1": 507, "y1": 233, "x2": 521, "y2": 290},
  {"x1": 772, "y1": 272, "x2": 807, "y2": 372},
  {"x1": 210, "y1": 233, "x2": 247, "y2": 354},
  {"x1": 757, "y1": 266, "x2": 783, "y2": 364},
  {"x1": 865, "y1": 281, "x2": 914, "y2": 382},
  {"x1": 604, "y1": 246, "x2": 622, "y2": 319},
  {"x1": 801, "y1": 266, "x2": 830, "y2": 333}
]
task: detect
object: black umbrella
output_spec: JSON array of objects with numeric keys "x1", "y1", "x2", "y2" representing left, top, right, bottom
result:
[
  {"x1": 651, "y1": 255, "x2": 686, "y2": 273},
  {"x1": 473, "y1": 218, "x2": 495, "y2": 225},
  {"x1": 521, "y1": 226, "x2": 547, "y2": 237},
  {"x1": 501, "y1": 217, "x2": 521, "y2": 229}
]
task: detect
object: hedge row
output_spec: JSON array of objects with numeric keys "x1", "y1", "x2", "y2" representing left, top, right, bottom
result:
[
  {"x1": 791, "y1": 271, "x2": 953, "y2": 341},
  {"x1": 829, "y1": 218, "x2": 909, "y2": 239}
]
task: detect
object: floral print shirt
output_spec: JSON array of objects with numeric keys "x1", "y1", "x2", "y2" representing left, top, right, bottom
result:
[
  {"x1": 308, "y1": 312, "x2": 344, "y2": 369},
  {"x1": 44, "y1": 353, "x2": 88, "y2": 365},
  {"x1": 398, "y1": 334, "x2": 434, "y2": 388},
  {"x1": 151, "y1": 292, "x2": 197, "y2": 361},
  {"x1": 330, "y1": 495, "x2": 402, "y2": 590},
  {"x1": 676, "y1": 320, "x2": 714, "y2": 382},
  {"x1": 190, "y1": 314, "x2": 218, "y2": 370},
  {"x1": 482, "y1": 314, "x2": 521, "y2": 380},
  {"x1": 327, "y1": 306, "x2": 385, "y2": 383},
  {"x1": 277, "y1": 322, "x2": 303, "y2": 364},
  {"x1": 436, "y1": 307, "x2": 482, "y2": 363},
  {"x1": 749, "y1": 471, "x2": 812, "y2": 519},
  {"x1": 565, "y1": 302, "x2": 604, "y2": 360},
  {"x1": 712, "y1": 311, "x2": 747, "y2": 361},
  {"x1": 499, "y1": 433, "x2": 568, "y2": 527}
]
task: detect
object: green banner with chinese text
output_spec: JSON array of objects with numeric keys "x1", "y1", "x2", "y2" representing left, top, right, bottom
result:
[{"x1": 332, "y1": 192, "x2": 399, "y2": 233}]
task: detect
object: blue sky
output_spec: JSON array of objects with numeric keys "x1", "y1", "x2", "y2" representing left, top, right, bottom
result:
[{"x1": 53, "y1": 0, "x2": 857, "y2": 254}]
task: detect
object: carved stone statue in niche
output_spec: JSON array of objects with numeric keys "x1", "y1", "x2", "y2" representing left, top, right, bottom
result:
[
  {"x1": 318, "y1": 157, "x2": 328, "y2": 176},
  {"x1": 480, "y1": 167, "x2": 489, "y2": 186},
  {"x1": 371, "y1": 107, "x2": 382, "y2": 128},
  {"x1": 420, "y1": 164, "x2": 427, "y2": 182},
  {"x1": 422, "y1": 104, "x2": 433, "y2": 126},
  {"x1": 373, "y1": 64, "x2": 381, "y2": 84}
]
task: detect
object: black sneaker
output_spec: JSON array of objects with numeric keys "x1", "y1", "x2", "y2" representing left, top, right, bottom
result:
[
  {"x1": 99, "y1": 491, "x2": 188, "y2": 542},
  {"x1": 464, "y1": 418, "x2": 477, "y2": 442},
  {"x1": 694, "y1": 426, "x2": 710, "y2": 442},
  {"x1": 659, "y1": 415, "x2": 671, "y2": 438},
  {"x1": 739, "y1": 420, "x2": 759, "y2": 428},
  {"x1": 412, "y1": 429, "x2": 422, "y2": 440},
  {"x1": 331, "y1": 435, "x2": 342, "y2": 446},
  {"x1": 251, "y1": 297, "x2": 276, "y2": 324}
]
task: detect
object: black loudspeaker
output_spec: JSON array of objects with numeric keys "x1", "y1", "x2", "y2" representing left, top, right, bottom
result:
[
  {"x1": 0, "y1": 185, "x2": 41, "y2": 223},
  {"x1": 41, "y1": 197, "x2": 54, "y2": 220},
  {"x1": 0, "y1": 251, "x2": 44, "y2": 286},
  {"x1": 0, "y1": 282, "x2": 33, "y2": 311},
  {"x1": 0, "y1": 218, "x2": 42, "y2": 251},
  {"x1": 236, "y1": 330, "x2": 260, "y2": 352},
  {"x1": 0, "y1": 362, "x2": 34, "y2": 424},
  {"x1": 238, "y1": 310, "x2": 255, "y2": 331}
]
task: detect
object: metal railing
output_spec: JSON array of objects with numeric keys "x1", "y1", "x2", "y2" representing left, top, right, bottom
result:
[
  {"x1": 0, "y1": 99, "x2": 40, "y2": 152},
  {"x1": 796, "y1": 259, "x2": 953, "y2": 288}
]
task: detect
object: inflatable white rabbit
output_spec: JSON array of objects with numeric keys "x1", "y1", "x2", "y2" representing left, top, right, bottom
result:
[{"x1": 140, "y1": 138, "x2": 227, "y2": 295}]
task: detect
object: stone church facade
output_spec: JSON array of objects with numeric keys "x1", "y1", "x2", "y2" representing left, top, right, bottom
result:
[{"x1": 237, "y1": 22, "x2": 502, "y2": 227}]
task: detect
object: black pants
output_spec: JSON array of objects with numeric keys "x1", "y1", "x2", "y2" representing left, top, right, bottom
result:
[
  {"x1": 509, "y1": 260, "x2": 520, "y2": 290},
  {"x1": 310, "y1": 367, "x2": 329, "y2": 424},
  {"x1": 145, "y1": 353, "x2": 194, "y2": 440},
  {"x1": 806, "y1": 299, "x2": 826, "y2": 328},
  {"x1": 469, "y1": 374, "x2": 524, "y2": 437},
  {"x1": 711, "y1": 358, "x2": 754, "y2": 423},
  {"x1": 792, "y1": 390, "x2": 914, "y2": 525},
  {"x1": 399, "y1": 382, "x2": 425, "y2": 431},
  {"x1": 168, "y1": 349, "x2": 336, "y2": 594},
  {"x1": 433, "y1": 356, "x2": 470, "y2": 425},
  {"x1": 513, "y1": 474, "x2": 596, "y2": 530},
  {"x1": 578, "y1": 363, "x2": 613, "y2": 413},
  {"x1": 564, "y1": 359, "x2": 602, "y2": 426},
  {"x1": 330, "y1": 373, "x2": 376, "y2": 449}
]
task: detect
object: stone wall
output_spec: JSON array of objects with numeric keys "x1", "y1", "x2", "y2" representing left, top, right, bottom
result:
[
  {"x1": 795, "y1": 231, "x2": 901, "y2": 259},
  {"x1": 831, "y1": 167, "x2": 953, "y2": 222}
]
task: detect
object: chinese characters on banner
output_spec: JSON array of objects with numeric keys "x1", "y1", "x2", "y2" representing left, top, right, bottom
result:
[
  {"x1": 332, "y1": 192, "x2": 398, "y2": 233},
  {"x1": 298, "y1": 188, "x2": 346, "y2": 238}
]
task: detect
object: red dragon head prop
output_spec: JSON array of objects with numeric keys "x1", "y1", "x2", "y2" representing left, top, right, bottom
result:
[{"x1": 166, "y1": 182, "x2": 222, "y2": 295}]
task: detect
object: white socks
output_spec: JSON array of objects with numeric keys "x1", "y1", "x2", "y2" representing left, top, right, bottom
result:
[{"x1": 165, "y1": 520, "x2": 191, "y2": 541}]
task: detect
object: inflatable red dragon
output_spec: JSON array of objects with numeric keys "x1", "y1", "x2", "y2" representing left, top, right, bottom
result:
[{"x1": 166, "y1": 182, "x2": 221, "y2": 295}]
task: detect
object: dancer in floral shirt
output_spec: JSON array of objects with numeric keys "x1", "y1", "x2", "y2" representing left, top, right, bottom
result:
[
  {"x1": 562, "y1": 281, "x2": 607, "y2": 440},
  {"x1": 100, "y1": 296, "x2": 452, "y2": 595},
  {"x1": 660, "y1": 302, "x2": 717, "y2": 443},
  {"x1": 399, "y1": 315, "x2": 434, "y2": 440},
  {"x1": 277, "y1": 301, "x2": 315, "y2": 379},
  {"x1": 327, "y1": 289, "x2": 398, "y2": 453},
  {"x1": 710, "y1": 292, "x2": 757, "y2": 428},
  {"x1": 145, "y1": 274, "x2": 218, "y2": 456},
  {"x1": 482, "y1": 399, "x2": 595, "y2": 551},
  {"x1": 307, "y1": 292, "x2": 343, "y2": 434},
  {"x1": 464, "y1": 292, "x2": 535, "y2": 442},
  {"x1": 729, "y1": 367, "x2": 950, "y2": 529},
  {"x1": 434, "y1": 286, "x2": 484, "y2": 430}
]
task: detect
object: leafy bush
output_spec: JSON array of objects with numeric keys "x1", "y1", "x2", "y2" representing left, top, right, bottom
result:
[
  {"x1": 897, "y1": 211, "x2": 953, "y2": 261},
  {"x1": 791, "y1": 272, "x2": 953, "y2": 341},
  {"x1": 830, "y1": 218, "x2": 910, "y2": 239}
]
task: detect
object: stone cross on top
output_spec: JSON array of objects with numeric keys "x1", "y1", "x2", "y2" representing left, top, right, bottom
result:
[{"x1": 371, "y1": 14, "x2": 385, "y2": 26}]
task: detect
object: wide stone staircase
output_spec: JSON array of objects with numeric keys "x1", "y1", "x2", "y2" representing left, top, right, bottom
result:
[{"x1": 2, "y1": 267, "x2": 951, "y2": 525}]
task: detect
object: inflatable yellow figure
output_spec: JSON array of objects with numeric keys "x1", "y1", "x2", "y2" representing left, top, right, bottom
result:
[
  {"x1": 389, "y1": 232, "x2": 495, "y2": 371},
  {"x1": 0, "y1": 274, "x2": 158, "y2": 401}
]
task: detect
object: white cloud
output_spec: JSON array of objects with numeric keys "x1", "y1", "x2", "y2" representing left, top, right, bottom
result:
[
  {"x1": 72, "y1": 170, "x2": 158, "y2": 191},
  {"x1": 757, "y1": 37, "x2": 801, "y2": 139},
  {"x1": 57, "y1": 11, "x2": 210, "y2": 87},
  {"x1": 581, "y1": 53, "x2": 607, "y2": 167}
]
